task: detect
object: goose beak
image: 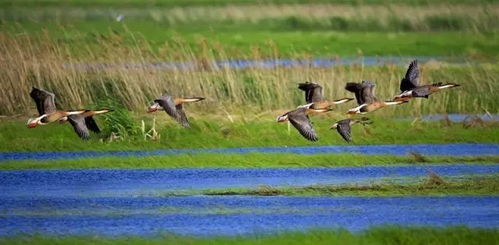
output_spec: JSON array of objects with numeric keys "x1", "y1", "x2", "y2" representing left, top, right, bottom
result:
[
  {"x1": 147, "y1": 107, "x2": 157, "y2": 113},
  {"x1": 27, "y1": 119, "x2": 38, "y2": 128},
  {"x1": 347, "y1": 110, "x2": 358, "y2": 115}
]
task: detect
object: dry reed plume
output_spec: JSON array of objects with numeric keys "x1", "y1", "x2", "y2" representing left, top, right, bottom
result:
[{"x1": 0, "y1": 32, "x2": 497, "y2": 117}]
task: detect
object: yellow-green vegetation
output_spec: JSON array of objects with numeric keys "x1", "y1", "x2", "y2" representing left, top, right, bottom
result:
[
  {"x1": 1, "y1": 0, "x2": 499, "y2": 116},
  {"x1": 1, "y1": 153, "x2": 497, "y2": 170},
  {"x1": 201, "y1": 175, "x2": 499, "y2": 196},
  {"x1": 1, "y1": 31, "x2": 497, "y2": 116},
  {"x1": 0, "y1": 116, "x2": 497, "y2": 152},
  {"x1": 1, "y1": 226, "x2": 497, "y2": 245}
]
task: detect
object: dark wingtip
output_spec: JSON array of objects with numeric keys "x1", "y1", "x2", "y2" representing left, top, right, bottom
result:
[{"x1": 345, "y1": 83, "x2": 359, "y2": 92}]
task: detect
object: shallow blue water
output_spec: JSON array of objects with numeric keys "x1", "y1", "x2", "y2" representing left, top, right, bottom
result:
[
  {"x1": 66, "y1": 56, "x2": 441, "y2": 71},
  {"x1": 1, "y1": 143, "x2": 498, "y2": 161},
  {"x1": 1, "y1": 196, "x2": 498, "y2": 236},
  {"x1": 0, "y1": 164, "x2": 497, "y2": 198},
  {"x1": 1, "y1": 165, "x2": 498, "y2": 236},
  {"x1": 416, "y1": 114, "x2": 499, "y2": 122}
]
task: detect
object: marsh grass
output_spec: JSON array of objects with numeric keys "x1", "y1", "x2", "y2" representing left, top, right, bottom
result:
[
  {"x1": 92, "y1": 97, "x2": 140, "y2": 138},
  {"x1": 0, "y1": 31, "x2": 497, "y2": 116},
  {"x1": 1, "y1": 226, "x2": 498, "y2": 245},
  {"x1": 203, "y1": 175, "x2": 499, "y2": 196},
  {"x1": 1, "y1": 152, "x2": 497, "y2": 170},
  {"x1": 1, "y1": 115, "x2": 498, "y2": 152}
]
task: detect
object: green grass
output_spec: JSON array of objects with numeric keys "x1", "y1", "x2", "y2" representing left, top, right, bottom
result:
[
  {"x1": 1, "y1": 226, "x2": 498, "y2": 245},
  {"x1": 4, "y1": 21, "x2": 499, "y2": 57},
  {"x1": 1, "y1": 152, "x2": 498, "y2": 170},
  {"x1": 1, "y1": 0, "x2": 497, "y2": 8},
  {"x1": 201, "y1": 175, "x2": 499, "y2": 196},
  {"x1": 0, "y1": 117, "x2": 498, "y2": 152}
]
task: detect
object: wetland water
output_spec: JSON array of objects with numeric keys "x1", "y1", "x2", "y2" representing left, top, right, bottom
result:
[
  {"x1": 1, "y1": 164, "x2": 498, "y2": 198},
  {"x1": 0, "y1": 164, "x2": 498, "y2": 236},
  {"x1": 67, "y1": 56, "x2": 441, "y2": 71},
  {"x1": 1, "y1": 196, "x2": 498, "y2": 236},
  {"x1": 1, "y1": 143, "x2": 498, "y2": 161}
]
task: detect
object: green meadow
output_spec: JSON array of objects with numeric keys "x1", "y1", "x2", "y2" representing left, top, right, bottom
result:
[
  {"x1": 1, "y1": 116, "x2": 498, "y2": 152},
  {"x1": 1, "y1": 226, "x2": 498, "y2": 245}
]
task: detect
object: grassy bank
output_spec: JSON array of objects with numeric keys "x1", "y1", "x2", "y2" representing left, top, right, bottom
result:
[
  {"x1": 1, "y1": 152, "x2": 497, "y2": 170},
  {"x1": 201, "y1": 175, "x2": 499, "y2": 196},
  {"x1": 1, "y1": 226, "x2": 498, "y2": 245},
  {"x1": 0, "y1": 117, "x2": 498, "y2": 152}
]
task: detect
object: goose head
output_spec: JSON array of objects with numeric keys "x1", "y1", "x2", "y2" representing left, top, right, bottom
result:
[
  {"x1": 147, "y1": 103, "x2": 161, "y2": 113},
  {"x1": 276, "y1": 114, "x2": 289, "y2": 123},
  {"x1": 27, "y1": 115, "x2": 47, "y2": 128}
]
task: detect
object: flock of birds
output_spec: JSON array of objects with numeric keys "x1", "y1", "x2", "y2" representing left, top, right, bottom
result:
[
  {"x1": 277, "y1": 60, "x2": 460, "y2": 142},
  {"x1": 27, "y1": 60, "x2": 460, "y2": 142}
]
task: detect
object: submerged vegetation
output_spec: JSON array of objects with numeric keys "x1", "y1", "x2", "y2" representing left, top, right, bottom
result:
[
  {"x1": 202, "y1": 175, "x2": 499, "y2": 196},
  {"x1": 1, "y1": 226, "x2": 498, "y2": 245}
]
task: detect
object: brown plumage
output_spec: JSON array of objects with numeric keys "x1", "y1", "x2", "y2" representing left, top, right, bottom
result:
[
  {"x1": 27, "y1": 87, "x2": 86, "y2": 128},
  {"x1": 66, "y1": 110, "x2": 112, "y2": 140},
  {"x1": 277, "y1": 105, "x2": 330, "y2": 142},
  {"x1": 394, "y1": 60, "x2": 460, "y2": 101},
  {"x1": 148, "y1": 93, "x2": 205, "y2": 128},
  {"x1": 345, "y1": 81, "x2": 407, "y2": 114},
  {"x1": 331, "y1": 117, "x2": 371, "y2": 142},
  {"x1": 298, "y1": 82, "x2": 354, "y2": 110}
]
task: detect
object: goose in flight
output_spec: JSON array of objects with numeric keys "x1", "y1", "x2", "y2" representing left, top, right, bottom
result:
[
  {"x1": 27, "y1": 87, "x2": 85, "y2": 128},
  {"x1": 277, "y1": 104, "x2": 330, "y2": 141},
  {"x1": 148, "y1": 94, "x2": 205, "y2": 128},
  {"x1": 331, "y1": 117, "x2": 371, "y2": 142},
  {"x1": 394, "y1": 60, "x2": 460, "y2": 101},
  {"x1": 345, "y1": 81, "x2": 407, "y2": 114},
  {"x1": 298, "y1": 82, "x2": 353, "y2": 109},
  {"x1": 61, "y1": 109, "x2": 112, "y2": 140}
]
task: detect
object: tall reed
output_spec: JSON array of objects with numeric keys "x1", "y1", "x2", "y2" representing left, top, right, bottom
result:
[{"x1": 0, "y1": 31, "x2": 497, "y2": 118}]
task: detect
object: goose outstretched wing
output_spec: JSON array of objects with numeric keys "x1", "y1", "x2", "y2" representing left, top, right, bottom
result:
[
  {"x1": 68, "y1": 114, "x2": 90, "y2": 140},
  {"x1": 400, "y1": 60, "x2": 420, "y2": 92},
  {"x1": 30, "y1": 87, "x2": 57, "y2": 115},
  {"x1": 298, "y1": 82, "x2": 323, "y2": 103},
  {"x1": 288, "y1": 109, "x2": 318, "y2": 141}
]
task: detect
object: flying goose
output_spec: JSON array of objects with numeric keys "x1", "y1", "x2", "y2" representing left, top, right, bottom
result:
[
  {"x1": 148, "y1": 94, "x2": 205, "y2": 128},
  {"x1": 277, "y1": 104, "x2": 330, "y2": 141},
  {"x1": 298, "y1": 82, "x2": 354, "y2": 109},
  {"x1": 394, "y1": 60, "x2": 460, "y2": 101},
  {"x1": 345, "y1": 81, "x2": 407, "y2": 114},
  {"x1": 61, "y1": 109, "x2": 112, "y2": 140},
  {"x1": 27, "y1": 87, "x2": 85, "y2": 128},
  {"x1": 331, "y1": 117, "x2": 371, "y2": 142}
]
